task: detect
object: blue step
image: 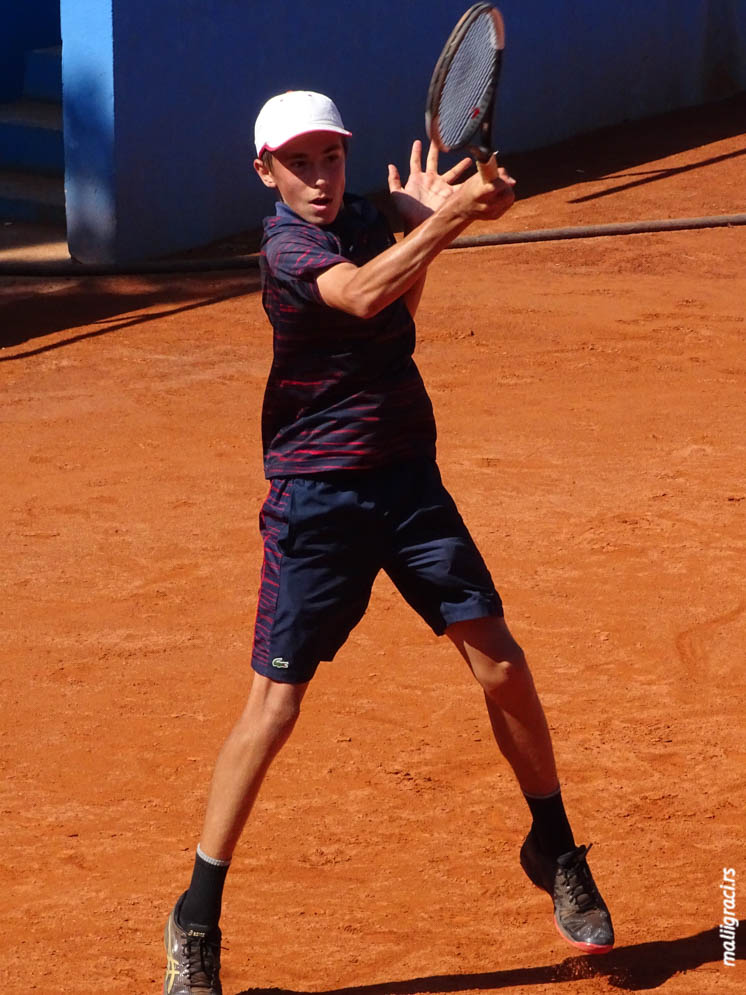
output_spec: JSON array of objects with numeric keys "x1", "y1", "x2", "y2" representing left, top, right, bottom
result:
[
  {"x1": 0, "y1": 169, "x2": 65, "y2": 223},
  {"x1": 24, "y1": 46, "x2": 63, "y2": 102},
  {"x1": 0, "y1": 99, "x2": 64, "y2": 173}
]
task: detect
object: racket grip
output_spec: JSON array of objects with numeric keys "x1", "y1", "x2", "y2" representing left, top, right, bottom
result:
[{"x1": 477, "y1": 155, "x2": 499, "y2": 181}]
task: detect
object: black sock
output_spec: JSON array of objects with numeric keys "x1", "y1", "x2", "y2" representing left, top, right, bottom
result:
[
  {"x1": 179, "y1": 845, "x2": 231, "y2": 931},
  {"x1": 523, "y1": 788, "x2": 576, "y2": 860}
]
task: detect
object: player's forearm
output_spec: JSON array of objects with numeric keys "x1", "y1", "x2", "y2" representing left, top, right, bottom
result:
[
  {"x1": 404, "y1": 271, "x2": 428, "y2": 317},
  {"x1": 398, "y1": 198, "x2": 435, "y2": 236},
  {"x1": 318, "y1": 199, "x2": 473, "y2": 319}
]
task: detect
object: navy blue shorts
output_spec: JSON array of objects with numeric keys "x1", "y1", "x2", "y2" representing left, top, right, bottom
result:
[{"x1": 250, "y1": 460, "x2": 502, "y2": 684}]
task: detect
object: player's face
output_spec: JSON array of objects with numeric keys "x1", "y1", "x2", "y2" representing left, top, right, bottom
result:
[{"x1": 255, "y1": 132, "x2": 346, "y2": 225}]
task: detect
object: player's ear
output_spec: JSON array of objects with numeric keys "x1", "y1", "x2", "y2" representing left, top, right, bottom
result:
[{"x1": 254, "y1": 157, "x2": 278, "y2": 189}]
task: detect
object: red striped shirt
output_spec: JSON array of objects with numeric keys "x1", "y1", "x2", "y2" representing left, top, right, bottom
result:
[{"x1": 259, "y1": 196, "x2": 437, "y2": 478}]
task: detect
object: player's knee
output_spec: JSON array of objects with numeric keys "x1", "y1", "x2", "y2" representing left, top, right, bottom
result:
[
  {"x1": 476, "y1": 645, "x2": 530, "y2": 699},
  {"x1": 240, "y1": 676, "x2": 306, "y2": 742},
  {"x1": 261, "y1": 684, "x2": 309, "y2": 742},
  {"x1": 262, "y1": 693, "x2": 302, "y2": 735},
  {"x1": 448, "y1": 616, "x2": 531, "y2": 698}
]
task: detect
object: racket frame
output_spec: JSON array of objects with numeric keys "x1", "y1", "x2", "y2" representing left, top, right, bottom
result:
[{"x1": 425, "y1": 3, "x2": 505, "y2": 180}]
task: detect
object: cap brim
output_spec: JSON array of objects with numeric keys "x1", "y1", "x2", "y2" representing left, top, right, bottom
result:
[{"x1": 257, "y1": 125, "x2": 352, "y2": 157}]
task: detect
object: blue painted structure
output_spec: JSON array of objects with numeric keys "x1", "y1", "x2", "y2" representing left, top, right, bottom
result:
[
  {"x1": 0, "y1": 0, "x2": 60, "y2": 100},
  {"x1": 54, "y1": 0, "x2": 746, "y2": 261},
  {"x1": 0, "y1": 102, "x2": 63, "y2": 173},
  {"x1": 24, "y1": 45, "x2": 64, "y2": 103},
  {"x1": 0, "y1": 2, "x2": 63, "y2": 223}
]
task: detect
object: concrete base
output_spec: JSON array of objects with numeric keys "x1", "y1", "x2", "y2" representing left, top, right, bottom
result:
[{"x1": 0, "y1": 217, "x2": 69, "y2": 264}]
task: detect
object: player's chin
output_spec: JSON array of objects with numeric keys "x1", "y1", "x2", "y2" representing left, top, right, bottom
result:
[{"x1": 307, "y1": 199, "x2": 340, "y2": 224}]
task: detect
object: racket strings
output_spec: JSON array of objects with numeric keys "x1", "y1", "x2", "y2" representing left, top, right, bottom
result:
[{"x1": 437, "y1": 14, "x2": 497, "y2": 149}]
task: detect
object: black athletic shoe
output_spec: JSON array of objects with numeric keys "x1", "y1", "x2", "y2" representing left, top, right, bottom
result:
[
  {"x1": 163, "y1": 892, "x2": 223, "y2": 994},
  {"x1": 520, "y1": 830, "x2": 614, "y2": 954}
]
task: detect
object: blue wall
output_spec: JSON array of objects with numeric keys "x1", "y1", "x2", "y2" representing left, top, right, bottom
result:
[
  {"x1": 59, "y1": 0, "x2": 746, "y2": 264},
  {"x1": 0, "y1": 0, "x2": 60, "y2": 100},
  {"x1": 60, "y1": 0, "x2": 116, "y2": 256},
  {"x1": 498, "y1": 0, "x2": 746, "y2": 150}
]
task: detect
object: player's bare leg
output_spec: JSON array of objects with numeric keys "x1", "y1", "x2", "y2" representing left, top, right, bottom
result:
[
  {"x1": 446, "y1": 615, "x2": 558, "y2": 796},
  {"x1": 199, "y1": 673, "x2": 309, "y2": 860},
  {"x1": 447, "y1": 614, "x2": 614, "y2": 953},
  {"x1": 164, "y1": 675, "x2": 308, "y2": 994}
]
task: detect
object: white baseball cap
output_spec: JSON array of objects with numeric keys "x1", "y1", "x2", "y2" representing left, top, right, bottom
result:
[{"x1": 254, "y1": 90, "x2": 352, "y2": 156}]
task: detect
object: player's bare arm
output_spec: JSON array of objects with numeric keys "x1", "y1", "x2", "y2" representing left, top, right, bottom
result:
[
  {"x1": 388, "y1": 140, "x2": 472, "y2": 315},
  {"x1": 316, "y1": 142, "x2": 515, "y2": 319}
]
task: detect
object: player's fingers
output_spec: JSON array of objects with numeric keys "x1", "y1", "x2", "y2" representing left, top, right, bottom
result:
[
  {"x1": 387, "y1": 163, "x2": 403, "y2": 192},
  {"x1": 496, "y1": 165, "x2": 516, "y2": 186},
  {"x1": 409, "y1": 139, "x2": 423, "y2": 175},
  {"x1": 443, "y1": 156, "x2": 473, "y2": 184},
  {"x1": 425, "y1": 140, "x2": 440, "y2": 174}
]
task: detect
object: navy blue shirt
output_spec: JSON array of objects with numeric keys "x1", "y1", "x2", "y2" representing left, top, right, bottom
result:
[{"x1": 259, "y1": 194, "x2": 437, "y2": 478}]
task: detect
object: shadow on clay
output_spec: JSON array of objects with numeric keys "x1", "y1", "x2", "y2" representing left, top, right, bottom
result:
[{"x1": 236, "y1": 920, "x2": 745, "y2": 994}]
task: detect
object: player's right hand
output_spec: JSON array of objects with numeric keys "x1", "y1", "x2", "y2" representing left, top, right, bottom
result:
[{"x1": 455, "y1": 162, "x2": 516, "y2": 221}]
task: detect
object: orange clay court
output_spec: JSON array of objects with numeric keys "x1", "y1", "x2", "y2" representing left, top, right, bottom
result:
[{"x1": 1, "y1": 98, "x2": 744, "y2": 993}]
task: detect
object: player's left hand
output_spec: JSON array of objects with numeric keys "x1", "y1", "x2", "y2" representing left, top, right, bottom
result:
[{"x1": 388, "y1": 140, "x2": 473, "y2": 232}]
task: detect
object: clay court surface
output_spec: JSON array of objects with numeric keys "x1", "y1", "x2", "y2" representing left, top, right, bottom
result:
[{"x1": 1, "y1": 99, "x2": 744, "y2": 992}]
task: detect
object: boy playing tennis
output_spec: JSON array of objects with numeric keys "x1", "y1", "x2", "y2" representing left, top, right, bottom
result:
[{"x1": 163, "y1": 90, "x2": 614, "y2": 994}]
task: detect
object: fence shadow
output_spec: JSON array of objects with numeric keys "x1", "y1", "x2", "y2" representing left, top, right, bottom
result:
[
  {"x1": 0, "y1": 270, "x2": 259, "y2": 357},
  {"x1": 503, "y1": 92, "x2": 746, "y2": 201}
]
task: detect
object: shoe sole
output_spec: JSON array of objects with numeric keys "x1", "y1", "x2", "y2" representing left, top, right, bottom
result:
[{"x1": 554, "y1": 914, "x2": 614, "y2": 954}]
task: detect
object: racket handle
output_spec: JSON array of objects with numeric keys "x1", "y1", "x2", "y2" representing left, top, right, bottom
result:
[{"x1": 477, "y1": 155, "x2": 499, "y2": 181}]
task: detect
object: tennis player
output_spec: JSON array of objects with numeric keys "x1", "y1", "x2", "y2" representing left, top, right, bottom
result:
[{"x1": 163, "y1": 90, "x2": 614, "y2": 995}]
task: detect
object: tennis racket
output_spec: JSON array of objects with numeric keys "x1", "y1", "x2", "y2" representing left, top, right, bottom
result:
[{"x1": 425, "y1": 4, "x2": 505, "y2": 180}]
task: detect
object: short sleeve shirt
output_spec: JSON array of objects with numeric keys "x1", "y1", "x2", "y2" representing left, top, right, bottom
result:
[{"x1": 258, "y1": 195, "x2": 437, "y2": 478}]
